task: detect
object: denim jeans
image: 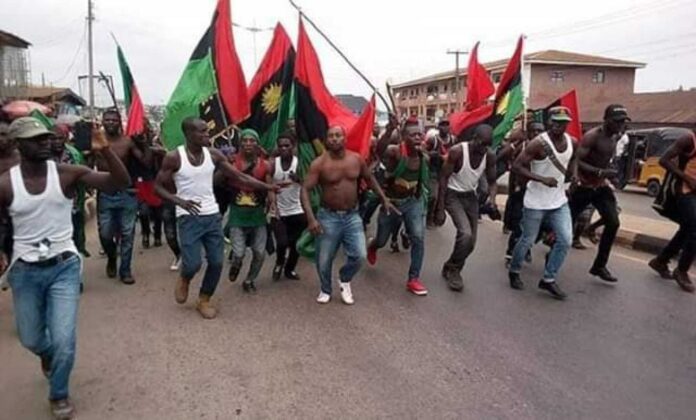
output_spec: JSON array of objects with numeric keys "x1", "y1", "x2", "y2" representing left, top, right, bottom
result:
[
  {"x1": 509, "y1": 204, "x2": 573, "y2": 281},
  {"x1": 443, "y1": 189, "x2": 480, "y2": 272},
  {"x1": 372, "y1": 197, "x2": 425, "y2": 279},
  {"x1": 316, "y1": 208, "x2": 366, "y2": 294},
  {"x1": 229, "y1": 225, "x2": 267, "y2": 283},
  {"x1": 657, "y1": 194, "x2": 696, "y2": 271},
  {"x1": 8, "y1": 254, "x2": 81, "y2": 401},
  {"x1": 98, "y1": 191, "x2": 138, "y2": 278},
  {"x1": 177, "y1": 214, "x2": 224, "y2": 296},
  {"x1": 569, "y1": 186, "x2": 620, "y2": 269}
]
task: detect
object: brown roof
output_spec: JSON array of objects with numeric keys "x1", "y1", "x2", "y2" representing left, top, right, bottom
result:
[
  {"x1": 392, "y1": 50, "x2": 645, "y2": 89},
  {"x1": 0, "y1": 29, "x2": 30, "y2": 48},
  {"x1": 582, "y1": 90, "x2": 696, "y2": 124},
  {"x1": 23, "y1": 86, "x2": 86, "y2": 106}
]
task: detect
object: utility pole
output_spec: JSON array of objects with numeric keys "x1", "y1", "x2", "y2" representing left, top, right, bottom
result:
[
  {"x1": 87, "y1": 0, "x2": 95, "y2": 118},
  {"x1": 446, "y1": 49, "x2": 468, "y2": 111}
]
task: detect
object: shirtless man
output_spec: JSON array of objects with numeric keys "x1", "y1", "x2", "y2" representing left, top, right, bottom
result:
[
  {"x1": 96, "y1": 109, "x2": 154, "y2": 284},
  {"x1": 569, "y1": 104, "x2": 629, "y2": 283},
  {"x1": 301, "y1": 125, "x2": 397, "y2": 305}
]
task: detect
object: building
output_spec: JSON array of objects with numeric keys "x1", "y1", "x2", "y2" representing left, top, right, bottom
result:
[
  {"x1": 0, "y1": 29, "x2": 31, "y2": 99},
  {"x1": 392, "y1": 50, "x2": 645, "y2": 123}
]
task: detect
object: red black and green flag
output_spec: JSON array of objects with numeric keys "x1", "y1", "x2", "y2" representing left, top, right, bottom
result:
[
  {"x1": 488, "y1": 36, "x2": 525, "y2": 147},
  {"x1": 116, "y1": 44, "x2": 146, "y2": 137},
  {"x1": 294, "y1": 19, "x2": 375, "y2": 176},
  {"x1": 243, "y1": 23, "x2": 295, "y2": 152},
  {"x1": 535, "y1": 89, "x2": 582, "y2": 141},
  {"x1": 161, "y1": 0, "x2": 249, "y2": 150}
]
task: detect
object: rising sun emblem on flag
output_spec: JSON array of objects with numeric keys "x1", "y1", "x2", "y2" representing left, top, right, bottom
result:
[{"x1": 261, "y1": 83, "x2": 283, "y2": 114}]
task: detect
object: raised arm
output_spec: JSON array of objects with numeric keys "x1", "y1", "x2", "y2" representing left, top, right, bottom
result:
[
  {"x1": 210, "y1": 148, "x2": 275, "y2": 192},
  {"x1": 70, "y1": 130, "x2": 131, "y2": 193},
  {"x1": 376, "y1": 114, "x2": 399, "y2": 159}
]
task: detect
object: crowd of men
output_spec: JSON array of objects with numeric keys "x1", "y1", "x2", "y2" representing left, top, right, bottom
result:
[{"x1": 0, "y1": 100, "x2": 694, "y2": 418}]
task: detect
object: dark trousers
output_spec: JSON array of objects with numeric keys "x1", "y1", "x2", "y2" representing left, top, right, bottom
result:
[
  {"x1": 569, "y1": 186, "x2": 620, "y2": 269},
  {"x1": 443, "y1": 189, "x2": 479, "y2": 272},
  {"x1": 161, "y1": 203, "x2": 180, "y2": 258},
  {"x1": 505, "y1": 189, "x2": 525, "y2": 256},
  {"x1": 657, "y1": 195, "x2": 696, "y2": 271},
  {"x1": 71, "y1": 209, "x2": 86, "y2": 255},
  {"x1": 273, "y1": 213, "x2": 308, "y2": 273},
  {"x1": 139, "y1": 202, "x2": 163, "y2": 241}
]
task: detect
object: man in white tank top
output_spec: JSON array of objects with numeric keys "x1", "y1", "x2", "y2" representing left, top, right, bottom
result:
[
  {"x1": 0, "y1": 116, "x2": 130, "y2": 419},
  {"x1": 155, "y1": 117, "x2": 276, "y2": 319},
  {"x1": 434, "y1": 124, "x2": 499, "y2": 292},
  {"x1": 508, "y1": 107, "x2": 577, "y2": 300}
]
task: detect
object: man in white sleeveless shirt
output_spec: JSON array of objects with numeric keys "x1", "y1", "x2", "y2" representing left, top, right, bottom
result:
[
  {"x1": 0, "y1": 116, "x2": 130, "y2": 419},
  {"x1": 155, "y1": 117, "x2": 276, "y2": 319},
  {"x1": 434, "y1": 124, "x2": 499, "y2": 292},
  {"x1": 508, "y1": 107, "x2": 577, "y2": 300}
]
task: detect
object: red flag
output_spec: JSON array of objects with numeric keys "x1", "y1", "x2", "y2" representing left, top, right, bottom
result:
[
  {"x1": 465, "y1": 42, "x2": 495, "y2": 111},
  {"x1": 213, "y1": 0, "x2": 250, "y2": 123},
  {"x1": 116, "y1": 44, "x2": 146, "y2": 137},
  {"x1": 294, "y1": 20, "x2": 373, "y2": 159},
  {"x1": 541, "y1": 89, "x2": 582, "y2": 141},
  {"x1": 450, "y1": 104, "x2": 493, "y2": 137},
  {"x1": 346, "y1": 95, "x2": 375, "y2": 159}
]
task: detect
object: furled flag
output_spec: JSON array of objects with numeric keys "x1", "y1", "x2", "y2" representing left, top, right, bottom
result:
[
  {"x1": 293, "y1": 19, "x2": 375, "y2": 176},
  {"x1": 488, "y1": 36, "x2": 525, "y2": 147},
  {"x1": 536, "y1": 89, "x2": 582, "y2": 141},
  {"x1": 243, "y1": 23, "x2": 296, "y2": 152},
  {"x1": 116, "y1": 44, "x2": 146, "y2": 137},
  {"x1": 161, "y1": 0, "x2": 249, "y2": 149}
]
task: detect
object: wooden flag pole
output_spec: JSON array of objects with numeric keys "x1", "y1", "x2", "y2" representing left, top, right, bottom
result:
[{"x1": 289, "y1": 0, "x2": 392, "y2": 113}]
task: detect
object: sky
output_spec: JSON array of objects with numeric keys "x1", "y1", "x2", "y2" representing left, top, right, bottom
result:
[{"x1": 4, "y1": 0, "x2": 696, "y2": 109}]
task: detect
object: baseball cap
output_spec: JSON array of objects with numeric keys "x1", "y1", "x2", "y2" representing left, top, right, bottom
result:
[
  {"x1": 548, "y1": 106, "x2": 573, "y2": 122},
  {"x1": 438, "y1": 118, "x2": 450, "y2": 126},
  {"x1": 8, "y1": 117, "x2": 52, "y2": 140},
  {"x1": 603, "y1": 104, "x2": 631, "y2": 121}
]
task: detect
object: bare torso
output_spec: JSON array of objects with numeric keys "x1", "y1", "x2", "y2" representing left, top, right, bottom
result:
[{"x1": 317, "y1": 151, "x2": 362, "y2": 210}]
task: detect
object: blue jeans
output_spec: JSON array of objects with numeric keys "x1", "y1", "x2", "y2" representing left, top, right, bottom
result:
[
  {"x1": 229, "y1": 225, "x2": 267, "y2": 283},
  {"x1": 98, "y1": 191, "x2": 137, "y2": 278},
  {"x1": 9, "y1": 254, "x2": 81, "y2": 401},
  {"x1": 316, "y1": 208, "x2": 366, "y2": 294},
  {"x1": 177, "y1": 214, "x2": 224, "y2": 297},
  {"x1": 372, "y1": 197, "x2": 425, "y2": 279},
  {"x1": 509, "y1": 204, "x2": 573, "y2": 281}
]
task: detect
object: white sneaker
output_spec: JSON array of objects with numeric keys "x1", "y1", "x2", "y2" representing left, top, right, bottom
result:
[
  {"x1": 169, "y1": 257, "x2": 181, "y2": 271},
  {"x1": 316, "y1": 292, "x2": 331, "y2": 304},
  {"x1": 339, "y1": 282, "x2": 354, "y2": 305}
]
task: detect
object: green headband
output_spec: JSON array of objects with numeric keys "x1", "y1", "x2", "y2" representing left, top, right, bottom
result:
[{"x1": 240, "y1": 128, "x2": 260, "y2": 142}]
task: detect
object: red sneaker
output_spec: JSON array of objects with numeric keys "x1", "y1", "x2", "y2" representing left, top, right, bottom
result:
[
  {"x1": 367, "y1": 245, "x2": 377, "y2": 265},
  {"x1": 407, "y1": 278, "x2": 428, "y2": 296}
]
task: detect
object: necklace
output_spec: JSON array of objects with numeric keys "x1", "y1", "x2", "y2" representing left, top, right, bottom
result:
[{"x1": 185, "y1": 146, "x2": 204, "y2": 166}]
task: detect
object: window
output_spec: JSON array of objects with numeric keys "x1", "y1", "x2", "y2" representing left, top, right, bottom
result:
[
  {"x1": 593, "y1": 70, "x2": 606, "y2": 83},
  {"x1": 492, "y1": 73, "x2": 502, "y2": 83},
  {"x1": 551, "y1": 71, "x2": 564, "y2": 83},
  {"x1": 443, "y1": 84, "x2": 448, "y2": 92},
  {"x1": 426, "y1": 85, "x2": 439, "y2": 94}
]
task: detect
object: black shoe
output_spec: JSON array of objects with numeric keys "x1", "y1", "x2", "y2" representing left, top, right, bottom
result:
[
  {"x1": 242, "y1": 280, "x2": 257, "y2": 293},
  {"x1": 228, "y1": 264, "x2": 241, "y2": 282},
  {"x1": 509, "y1": 272, "x2": 524, "y2": 290},
  {"x1": 272, "y1": 265, "x2": 282, "y2": 281},
  {"x1": 142, "y1": 236, "x2": 150, "y2": 249},
  {"x1": 106, "y1": 257, "x2": 117, "y2": 278},
  {"x1": 538, "y1": 279, "x2": 567, "y2": 300},
  {"x1": 153, "y1": 238, "x2": 162, "y2": 247},
  {"x1": 447, "y1": 271, "x2": 464, "y2": 292},
  {"x1": 41, "y1": 354, "x2": 51, "y2": 379},
  {"x1": 590, "y1": 266, "x2": 618, "y2": 283},
  {"x1": 648, "y1": 258, "x2": 672, "y2": 280},
  {"x1": 390, "y1": 240, "x2": 399, "y2": 253},
  {"x1": 81, "y1": 249, "x2": 91, "y2": 258},
  {"x1": 120, "y1": 276, "x2": 135, "y2": 285},
  {"x1": 285, "y1": 270, "x2": 300, "y2": 280},
  {"x1": 572, "y1": 238, "x2": 587, "y2": 250}
]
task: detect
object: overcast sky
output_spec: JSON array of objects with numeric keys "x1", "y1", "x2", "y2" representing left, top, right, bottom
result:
[{"x1": 4, "y1": 0, "x2": 696, "y2": 108}]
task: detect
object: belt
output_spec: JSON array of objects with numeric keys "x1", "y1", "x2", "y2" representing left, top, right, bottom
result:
[
  {"x1": 320, "y1": 206, "x2": 358, "y2": 215},
  {"x1": 20, "y1": 251, "x2": 77, "y2": 268}
]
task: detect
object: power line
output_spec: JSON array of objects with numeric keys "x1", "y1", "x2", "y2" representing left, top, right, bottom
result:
[{"x1": 51, "y1": 21, "x2": 87, "y2": 85}]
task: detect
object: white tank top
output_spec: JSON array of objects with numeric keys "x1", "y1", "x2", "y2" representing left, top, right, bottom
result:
[
  {"x1": 273, "y1": 156, "x2": 303, "y2": 217},
  {"x1": 447, "y1": 142, "x2": 487, "y2": 193},
  {"x1": 524, "y1": 132, "x2": 573, "y2": 210},
  {"x1": 173, "y1": 146, "x2": 219, "y2": 217},
  {"x1": 8, "y1": 161, "x2": 77, "y2": 265}
]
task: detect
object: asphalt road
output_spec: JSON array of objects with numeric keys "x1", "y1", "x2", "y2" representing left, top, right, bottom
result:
[
  {"x1": 615, "y1": 187, "x2": 658, "y2": 219},
  {"x1": 1, "y1": 218, "x2": 695, "y2": 419}
]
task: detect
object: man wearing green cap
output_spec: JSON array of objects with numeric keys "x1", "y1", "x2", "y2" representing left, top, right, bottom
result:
[
  {"x1": 0, "y1": 116, "x2": 130, "y2": 419},
  {"x1": 224, "y1": 128, "x2": 274, "y2": 293},
  {"x1": 508, "y1": 107, "x2": 577, "y2": 300},
  {"x1": 569, "y1": 104, "x2": 629, "y2": 283}
]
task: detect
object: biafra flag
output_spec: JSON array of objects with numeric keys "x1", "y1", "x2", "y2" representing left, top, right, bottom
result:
[
  {"x1": 243, "y1": 23, "x2": 295, "y2": 152},
  {"x1": 161, "y1": 0, "x2": 249, "y2": 150},
  {"x1": 116, "y1": 44, "x2": 146, "y2": 137},
  {"x1": 293, "y1": 19, "x2": 375, "y2": 178},
  {"x1": 488, "y1": 36, "x2": 525, "y2": 147},
  {"x1": 535, "y1": 89, "x2": 582, "y2": 140}
]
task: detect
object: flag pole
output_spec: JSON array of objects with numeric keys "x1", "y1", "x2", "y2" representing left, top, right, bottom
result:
[
  {"x1": 520, "y1": 34, "x2": 528, "y2": 130},
  {"x1": 289, "y1": 0, "x2": 392, "y2": 113}
]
